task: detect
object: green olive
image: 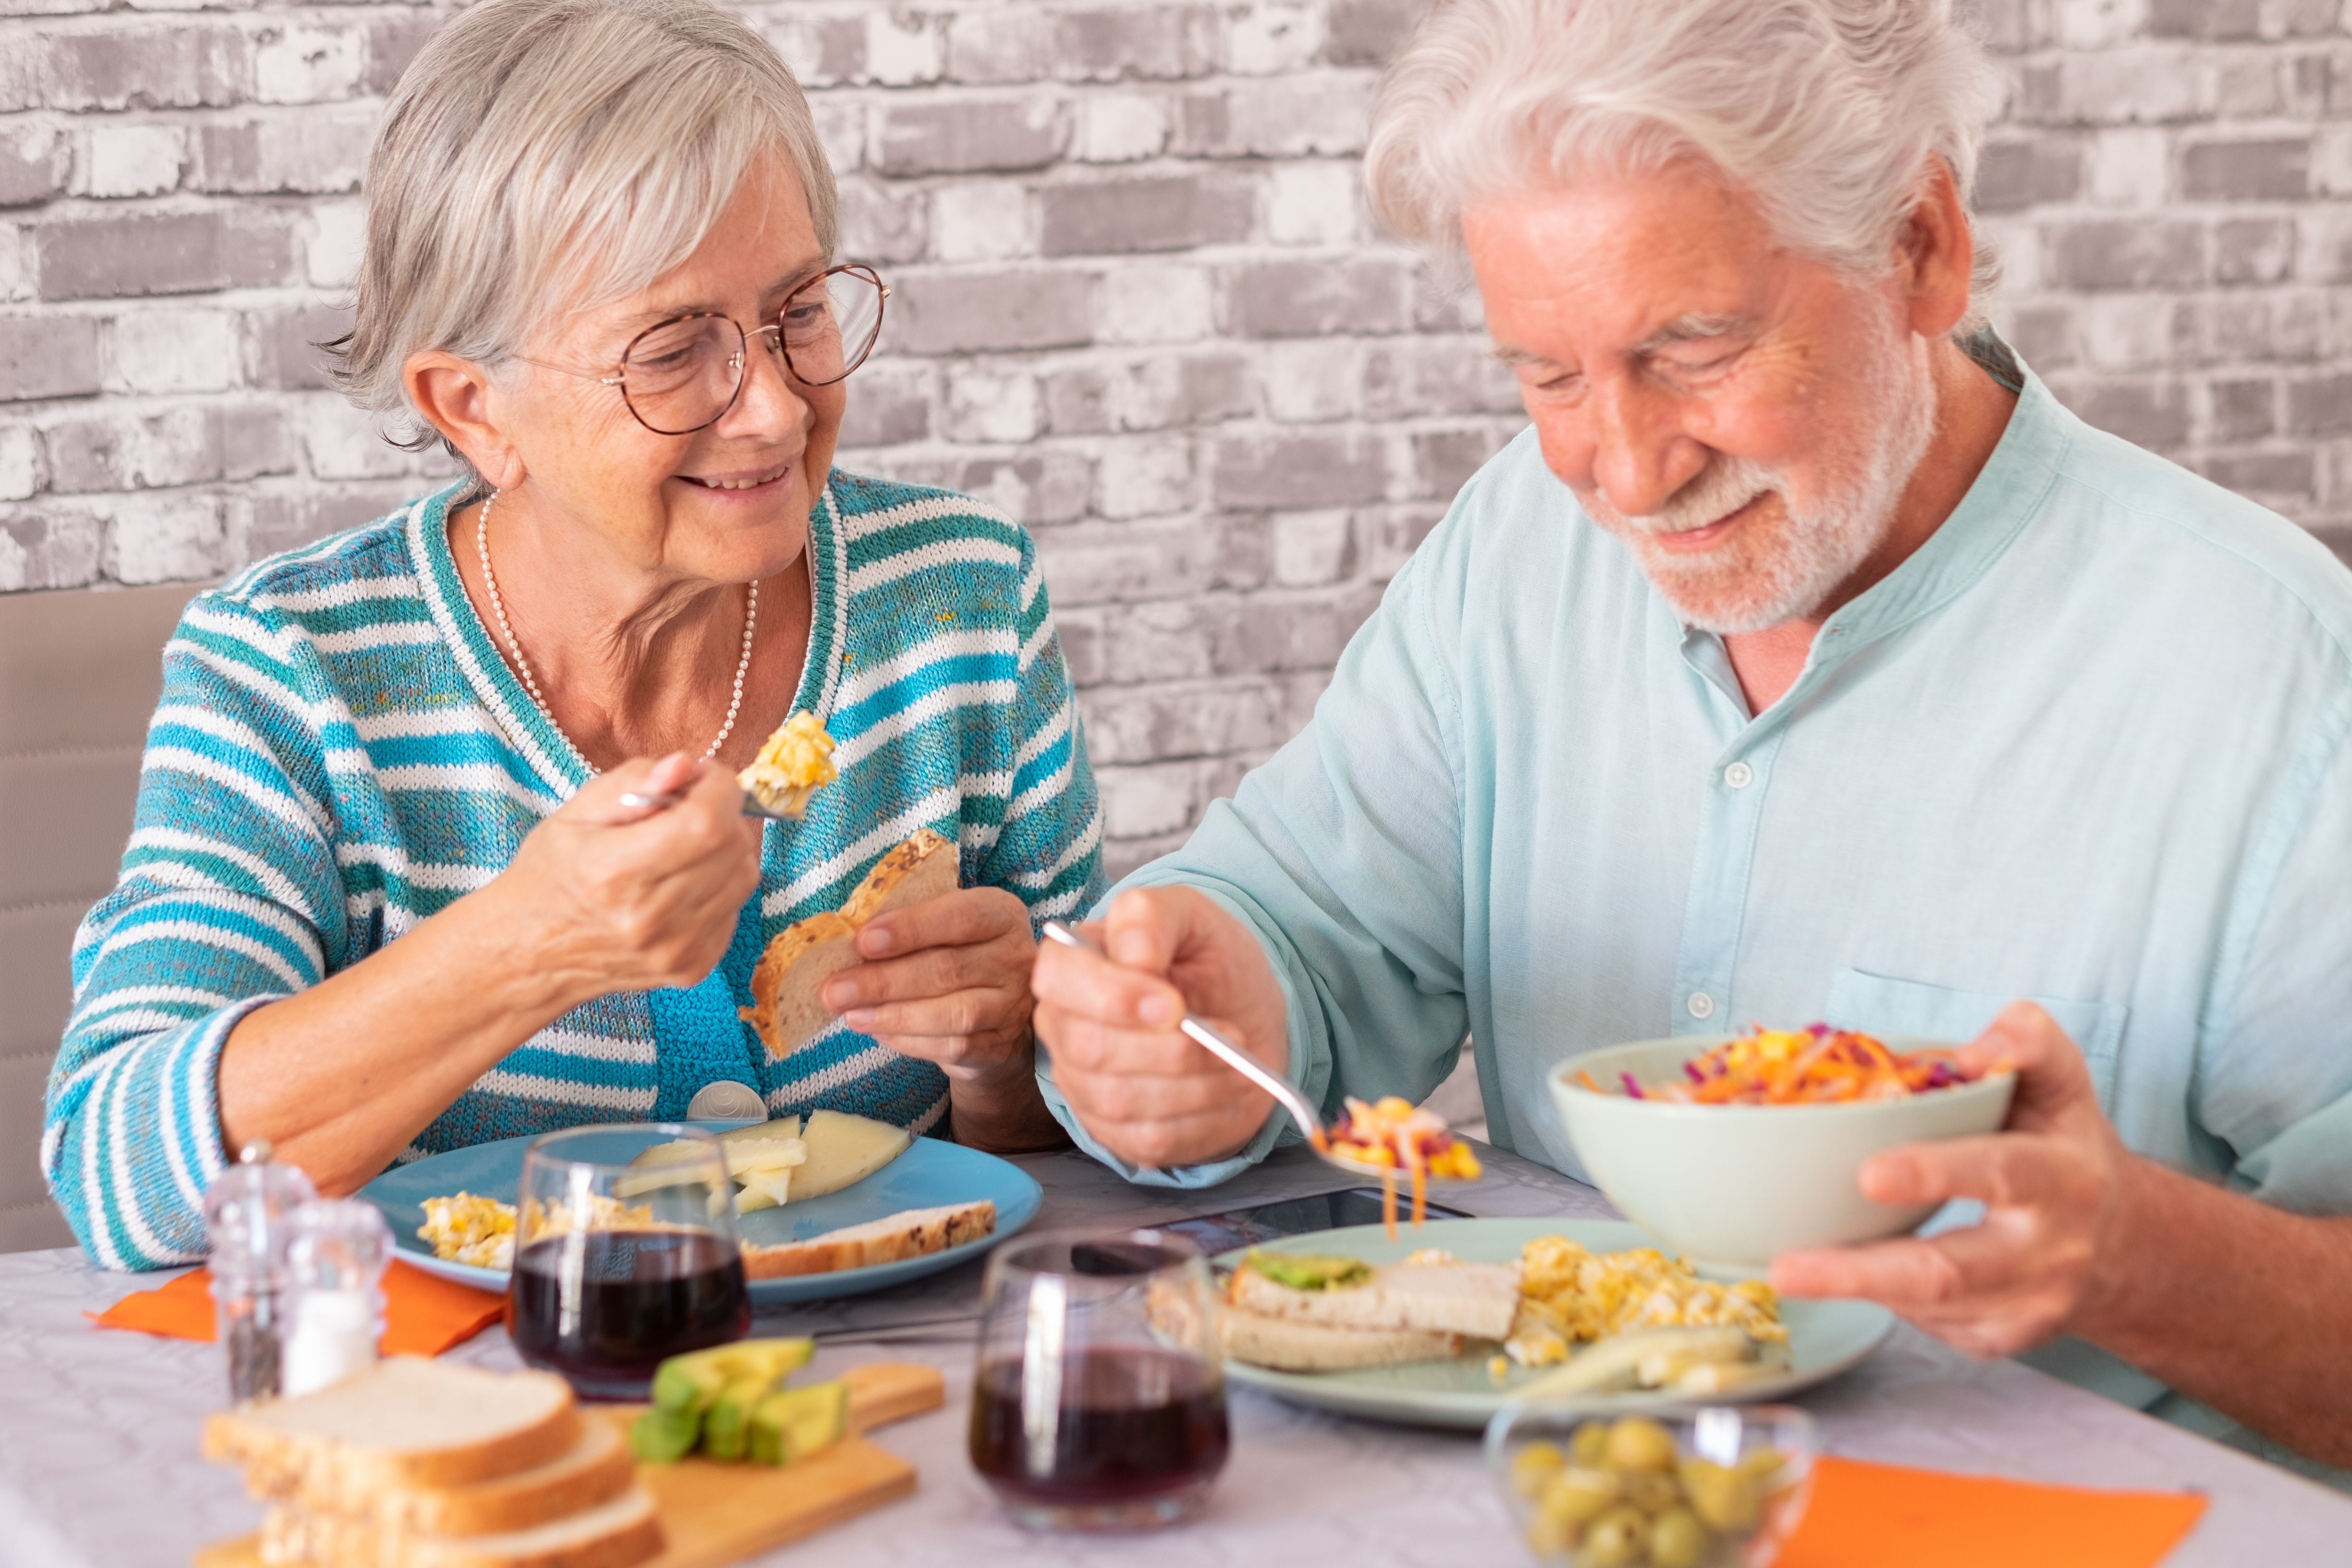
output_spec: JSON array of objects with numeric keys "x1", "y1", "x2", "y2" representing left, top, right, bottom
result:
[
  {"x1": 1685, "y1": 1466, "x2": 1760, "y2": 1535},
  {"x1": 1648, "y1": 1506, "x2": 1711, "y2": 1568},
  {"x1": 1571, "y1": 1421, "x2": 1612, "y2": 1469},
  {"x1": 1737, "y1": 1446, "x2": 1788, "y2": 1484},
  {"x1": 1526, "y1": 1509, "x2": 1576, "y2": 1560},
  {"x1": 1577, "y1": 1505, "x2": 1653, "y2": 1568},
  {"x1": 1605, "y1": 1417, "x2": 1680, "y2": 1474},
  {"x1": 1514, "y1": 1441, "x2": 1569, "y2": 1500},
  {"x1": 1541, "y1": 1468, "x2": 1623, "y2": 1529},
  {"x1": 1619, "y1": 1469, "x2": 1680, "y2": 1517}
]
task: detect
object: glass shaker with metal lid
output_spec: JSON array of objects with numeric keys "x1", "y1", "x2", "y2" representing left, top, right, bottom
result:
[{"x1": 201, "y1": 1140, "x2": 317, "y2": 1403}]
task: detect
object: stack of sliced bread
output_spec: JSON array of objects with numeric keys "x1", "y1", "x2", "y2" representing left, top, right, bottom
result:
[
  {"x1": 203, "y1": 1358, "x2": 663, "y2": 1568},
  {"x1": 1219, "y1": 1251, "x2": 1522, "y2": 1372}
]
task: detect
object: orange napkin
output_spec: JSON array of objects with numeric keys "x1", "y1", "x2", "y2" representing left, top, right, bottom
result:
[
  {"x1": 89, "y1": 1259, "x2": 506, "y2": 1357},
  {"x1": 1777, "y1": 1456, "x2": 2207, "y2": 1568}
]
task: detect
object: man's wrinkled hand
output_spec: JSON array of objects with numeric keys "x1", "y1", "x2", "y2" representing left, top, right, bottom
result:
[
  {"x1": 1768, "y1": 1002, "x2": 2135, "y2": 1359},
  {"x1": 1029, "y1": 886, "x2": 1291, "y2": 1171}
]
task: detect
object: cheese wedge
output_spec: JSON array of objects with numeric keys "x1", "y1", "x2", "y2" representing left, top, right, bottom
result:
[{"x1": 791, "y1": 1109, "x2": 912, "y2": 1200}]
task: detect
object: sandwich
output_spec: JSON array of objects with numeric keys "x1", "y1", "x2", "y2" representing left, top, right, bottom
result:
[
  {"x1": 1218, "y1": 1250, "x2": 1521, "y2": 1373},
  {"x1": 204, "y1": 1357, "x2": 662, "y2": 1568},
  {"x1": 741, "y1": 827, "x2": 959, "y2": 1057}
]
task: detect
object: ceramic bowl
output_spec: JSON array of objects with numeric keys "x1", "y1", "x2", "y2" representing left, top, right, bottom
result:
[{"x1": 1547, "y1": 1035, "x2": 2014, "y2": 1268}]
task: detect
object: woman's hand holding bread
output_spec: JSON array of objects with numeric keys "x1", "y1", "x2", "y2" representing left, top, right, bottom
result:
[{"x1": 824, "y1": 887, "x2": 1039, "y2": 1079}]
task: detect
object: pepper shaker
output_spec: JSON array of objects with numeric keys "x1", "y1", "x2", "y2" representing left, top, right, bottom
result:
[
  {"x1": 281, "y1": 1199, "x2": 393, "y2": 1398},
  {"x1": 201, "y1": 1141, "x2": 317, "y2": 1403}
]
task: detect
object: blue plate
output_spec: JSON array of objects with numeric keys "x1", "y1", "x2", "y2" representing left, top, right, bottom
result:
[{"x1": 360, "y1": 1129, "x2": 1042, "y2": 1305}]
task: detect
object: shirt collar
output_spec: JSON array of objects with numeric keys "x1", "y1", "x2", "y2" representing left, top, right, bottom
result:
[{"x1": 1676, "y1": 363, "x2": 2076, "y2": 722}]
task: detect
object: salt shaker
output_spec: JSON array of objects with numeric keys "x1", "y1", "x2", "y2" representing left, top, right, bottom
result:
[
  {"x1": 201, "y1": 1141, "x2": 317, "y2": 1403},
  {"x1": 281, "y1": 1199, "x2": 393, "y2": 1398}
]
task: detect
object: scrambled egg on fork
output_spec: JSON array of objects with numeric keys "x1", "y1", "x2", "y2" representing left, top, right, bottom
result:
[
  {"x1": 739, "y1": 711, "x2": 837, "y2": 818},
  {"x1": 1504, "y1": 1236, "x2": 1787, "y2": 1368}
]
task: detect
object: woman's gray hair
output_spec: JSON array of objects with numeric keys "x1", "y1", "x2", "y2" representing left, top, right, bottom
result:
[
  {"x1": 1364, "y1": 0, "x2": 2000, "y2": 335},
  {"x1": 329, "y1": 0, "x2": 837, "y2": 454}
]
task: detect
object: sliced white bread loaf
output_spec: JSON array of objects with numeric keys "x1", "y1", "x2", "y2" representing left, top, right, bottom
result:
[
  {"x1": 1219, "y1": 1308, "x2": 1464, "y2": 1372},
  {"x1": 377, "y1": 1418, "x2": 634, "y2": 1536},
  {"x1": 740, "y1": 1199, "x2": 995, "y2": 1280},
  {"x1": 1227, "y1": 1259, "x2": 1519, "y2": 1341},
  {"x1": 204, "y1": 1358, "x2": 579, "y2": 1503},
  {"x1": 262, "y1": 1485, "x2": 662, "y2": 1568}
]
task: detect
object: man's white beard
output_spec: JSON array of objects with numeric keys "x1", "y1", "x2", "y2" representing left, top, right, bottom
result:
[{"x1": 1592, "y1": 324, "x2": 1941, "y2": 636}]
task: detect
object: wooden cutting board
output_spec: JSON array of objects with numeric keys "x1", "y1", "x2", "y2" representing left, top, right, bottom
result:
[{"x1": 196, "y1": 1362, "x2": 946, "y2": 1568}]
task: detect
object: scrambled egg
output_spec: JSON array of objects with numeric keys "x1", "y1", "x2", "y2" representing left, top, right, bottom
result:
[
  {"x1": 738, "y1": 711, "x2": 837, "y2": 817},
  {"x1": 417, "y1": 1192, "x2": 516, "y2": 1269},
  {"x1": 417, "y1": 1191, "x2": 656, "y2": 1268},
  {"x1": 1504, "y1": 1236, "x2": 1786, "y2": 1367}
]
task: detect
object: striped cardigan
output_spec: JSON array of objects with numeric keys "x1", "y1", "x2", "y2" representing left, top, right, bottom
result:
[{"x1": 47, "y1": 472, "x2": 1103, "y2": 1270}]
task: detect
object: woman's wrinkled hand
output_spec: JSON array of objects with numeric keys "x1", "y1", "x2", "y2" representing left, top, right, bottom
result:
[
  {"x1": 496, "y1": 751, "x2": 763, "y2": 1004},
  {"x1": 824, "y1": 887, "x2": 1039, "y2": 1084}
]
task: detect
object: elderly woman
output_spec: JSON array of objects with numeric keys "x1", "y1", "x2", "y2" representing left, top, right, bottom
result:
[{"x1": 46, "y1": 0, "x2": 1100, "y2": 1270}]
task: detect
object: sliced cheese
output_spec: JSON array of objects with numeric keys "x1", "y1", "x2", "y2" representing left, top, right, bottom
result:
[{"x1": 790, "y1": 1109, "x2": 912, "y2": 1200}]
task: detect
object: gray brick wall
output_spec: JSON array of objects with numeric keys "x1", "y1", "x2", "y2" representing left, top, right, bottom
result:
[{"x1": 5, "y1": 0, "x2": 2351, "y2": 877}]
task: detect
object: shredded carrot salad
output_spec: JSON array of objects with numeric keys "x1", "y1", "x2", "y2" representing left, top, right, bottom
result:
[
  {"x1": 1580, "y1": 1024, "x2": 1989, "y2": 1105},
  {"x1": 1326, "y1": 1095, "x2": 1482, "y2": 1236}
]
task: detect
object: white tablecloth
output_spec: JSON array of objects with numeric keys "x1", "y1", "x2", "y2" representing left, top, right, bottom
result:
[{"x1": 4, "y1": 1144, "x2": 2346, "y2": 1566}]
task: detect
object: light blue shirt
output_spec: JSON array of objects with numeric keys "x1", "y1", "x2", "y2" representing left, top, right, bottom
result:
[{"x1": 1041, "y1": 369, "x2": 2352, "y2": 1222}]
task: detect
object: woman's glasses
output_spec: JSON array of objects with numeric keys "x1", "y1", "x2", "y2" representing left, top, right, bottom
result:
[{"x1": 564, "y1": 264, "x2": 889, "y2": 436}]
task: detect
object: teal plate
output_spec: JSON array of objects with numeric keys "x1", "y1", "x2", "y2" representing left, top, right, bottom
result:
[
  {"x1": 360, "y1": 1129, "x2": 1042, "y2": 1306},
  {"x1": 1218, "y1": 1217, "x2": 1894, "y2": 1430}
]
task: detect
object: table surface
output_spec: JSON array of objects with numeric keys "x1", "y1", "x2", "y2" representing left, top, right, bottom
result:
[{"x1": 4, "y1": 1142, "x2": 2348, "y2": 1568}]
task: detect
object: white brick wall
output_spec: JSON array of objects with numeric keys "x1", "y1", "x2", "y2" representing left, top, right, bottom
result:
[{"x1": 5, "y1": 0, "x2": 2352, "y2": 875}]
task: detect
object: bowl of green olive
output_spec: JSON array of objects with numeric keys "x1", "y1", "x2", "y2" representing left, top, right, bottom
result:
[{"x1": 1484, "y1": 1402, "x2": 1816, "y2": 1567}]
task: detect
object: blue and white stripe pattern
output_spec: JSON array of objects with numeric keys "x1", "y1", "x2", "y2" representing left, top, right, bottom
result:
[{"x1": 46, "y1": 472, "x2": 1103, "y2": 1270}]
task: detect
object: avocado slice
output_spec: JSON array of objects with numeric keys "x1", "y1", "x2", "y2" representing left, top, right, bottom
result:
[
  {"x1": 628, "y1": 1408, "x2": 700, "y2": 1464},
  {"x1": 650, "y1": 1338, "x2": 814, "y2": 1417},
  {"x1": 1242, "y1": 1250, "x2": 1373, "y2": 1291},
  {"x1": 702, "y1": 1371, "x2": 779, "y2": 1461},
  {"x1": 748, "y1": 1380, "x2": 850, "y2": 1466}
]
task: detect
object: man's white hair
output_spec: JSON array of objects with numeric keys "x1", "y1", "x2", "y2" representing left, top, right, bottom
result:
[
  {"x1": 1364, "y1": 0, "x2": 2000, "y2": 334},
  {"x1": 329, "y1": 0, "x2": 836, "y2": 458}
]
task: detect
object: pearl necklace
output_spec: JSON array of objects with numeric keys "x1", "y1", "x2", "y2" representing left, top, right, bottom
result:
[{"x1": 475, "y1": 492, "x2": 757, "y2": 774}]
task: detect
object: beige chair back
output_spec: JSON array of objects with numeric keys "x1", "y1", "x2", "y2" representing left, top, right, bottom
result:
[{"x1": 0, "y1": 582, "x2": 203, "y2": 1253}]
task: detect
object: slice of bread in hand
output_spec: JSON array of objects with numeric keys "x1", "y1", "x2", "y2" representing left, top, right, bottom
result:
[
  {"x1": 742, "y1": 828, "x2": 960, "y2": 1059},
  {"x1": 1219, "y1": 1307, "x2": 1463, "y2": 1372},
  {"x1": 262, "y1": 1485, "x2": 663, "y2": 1568},
  {"x1": 740, "y1": 1199, "x2": 996, "y2": 1280},
  {"x1": 204, "y1": 1358, "x2": 579, "y2": 1504},
  {"x1": 1228, "y1": 1258, "x2": 1520, "y2": 1341},
  {"x1": 838, "y1": 827, "x2": 958, "y2": 924},
  {"x1": 742, "y1": 911, "x2": 861, "y2": 1058}
]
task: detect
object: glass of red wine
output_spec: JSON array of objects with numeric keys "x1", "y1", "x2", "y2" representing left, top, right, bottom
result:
[
  {"x1": 505, "y1": 1123, "x2": 750, "y2": 1400},
  {"x1": 968, "y1": 1228, "x2": 1231, "y2": 1531}
]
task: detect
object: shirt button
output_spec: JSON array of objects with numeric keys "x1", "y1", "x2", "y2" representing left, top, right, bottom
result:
[
  {"x1": 1723, "y1": 761, "x2": 1754, "y2": 789},
  {"x1": 1688, "y1": 992, "x2": 1716, "y2": 1020}
]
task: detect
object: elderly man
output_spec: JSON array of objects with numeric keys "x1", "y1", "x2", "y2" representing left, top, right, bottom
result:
[{"x1": 1031, "y1": 0, "x2": 2352, "y2": 1471}]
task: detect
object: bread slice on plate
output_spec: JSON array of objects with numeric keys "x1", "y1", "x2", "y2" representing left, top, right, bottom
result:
[
  {"x1": 741, "y1": 1199, "x2": 996, "y2": 1280},
  {"x1": 1220, "y1": 1309, "x2": 1464, "y2": 1372},
  {"x1": 741, "y1": 829, "x2": 960, "y2": 1059},
  {"x1": 1228, "y1": 1257, "x2": 1520, "y2": 1341},
  {"x1": 262, "y1": 1485, "x2": 662, "y2": 1568},
  {"x1": 204, "y1": 1358, "x2": 578, "y2": 1503}
]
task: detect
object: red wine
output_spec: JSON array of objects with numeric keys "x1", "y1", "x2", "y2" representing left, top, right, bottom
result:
[
  {"x1": 507, "y1": 1230, "x2": 748, "y2": 1397},
  {"x1": 968, "y1": 1346, "x2": 1230, "y2": 1506}
]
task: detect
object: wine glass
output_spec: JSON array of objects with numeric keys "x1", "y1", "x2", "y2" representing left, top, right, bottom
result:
[
  {"x1": 505, "y1": 1123, "x2": 749, "y2": 1399},
  {"x1": 968, "y1": 1228, "x2": 1231, "y2": 1531}
]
